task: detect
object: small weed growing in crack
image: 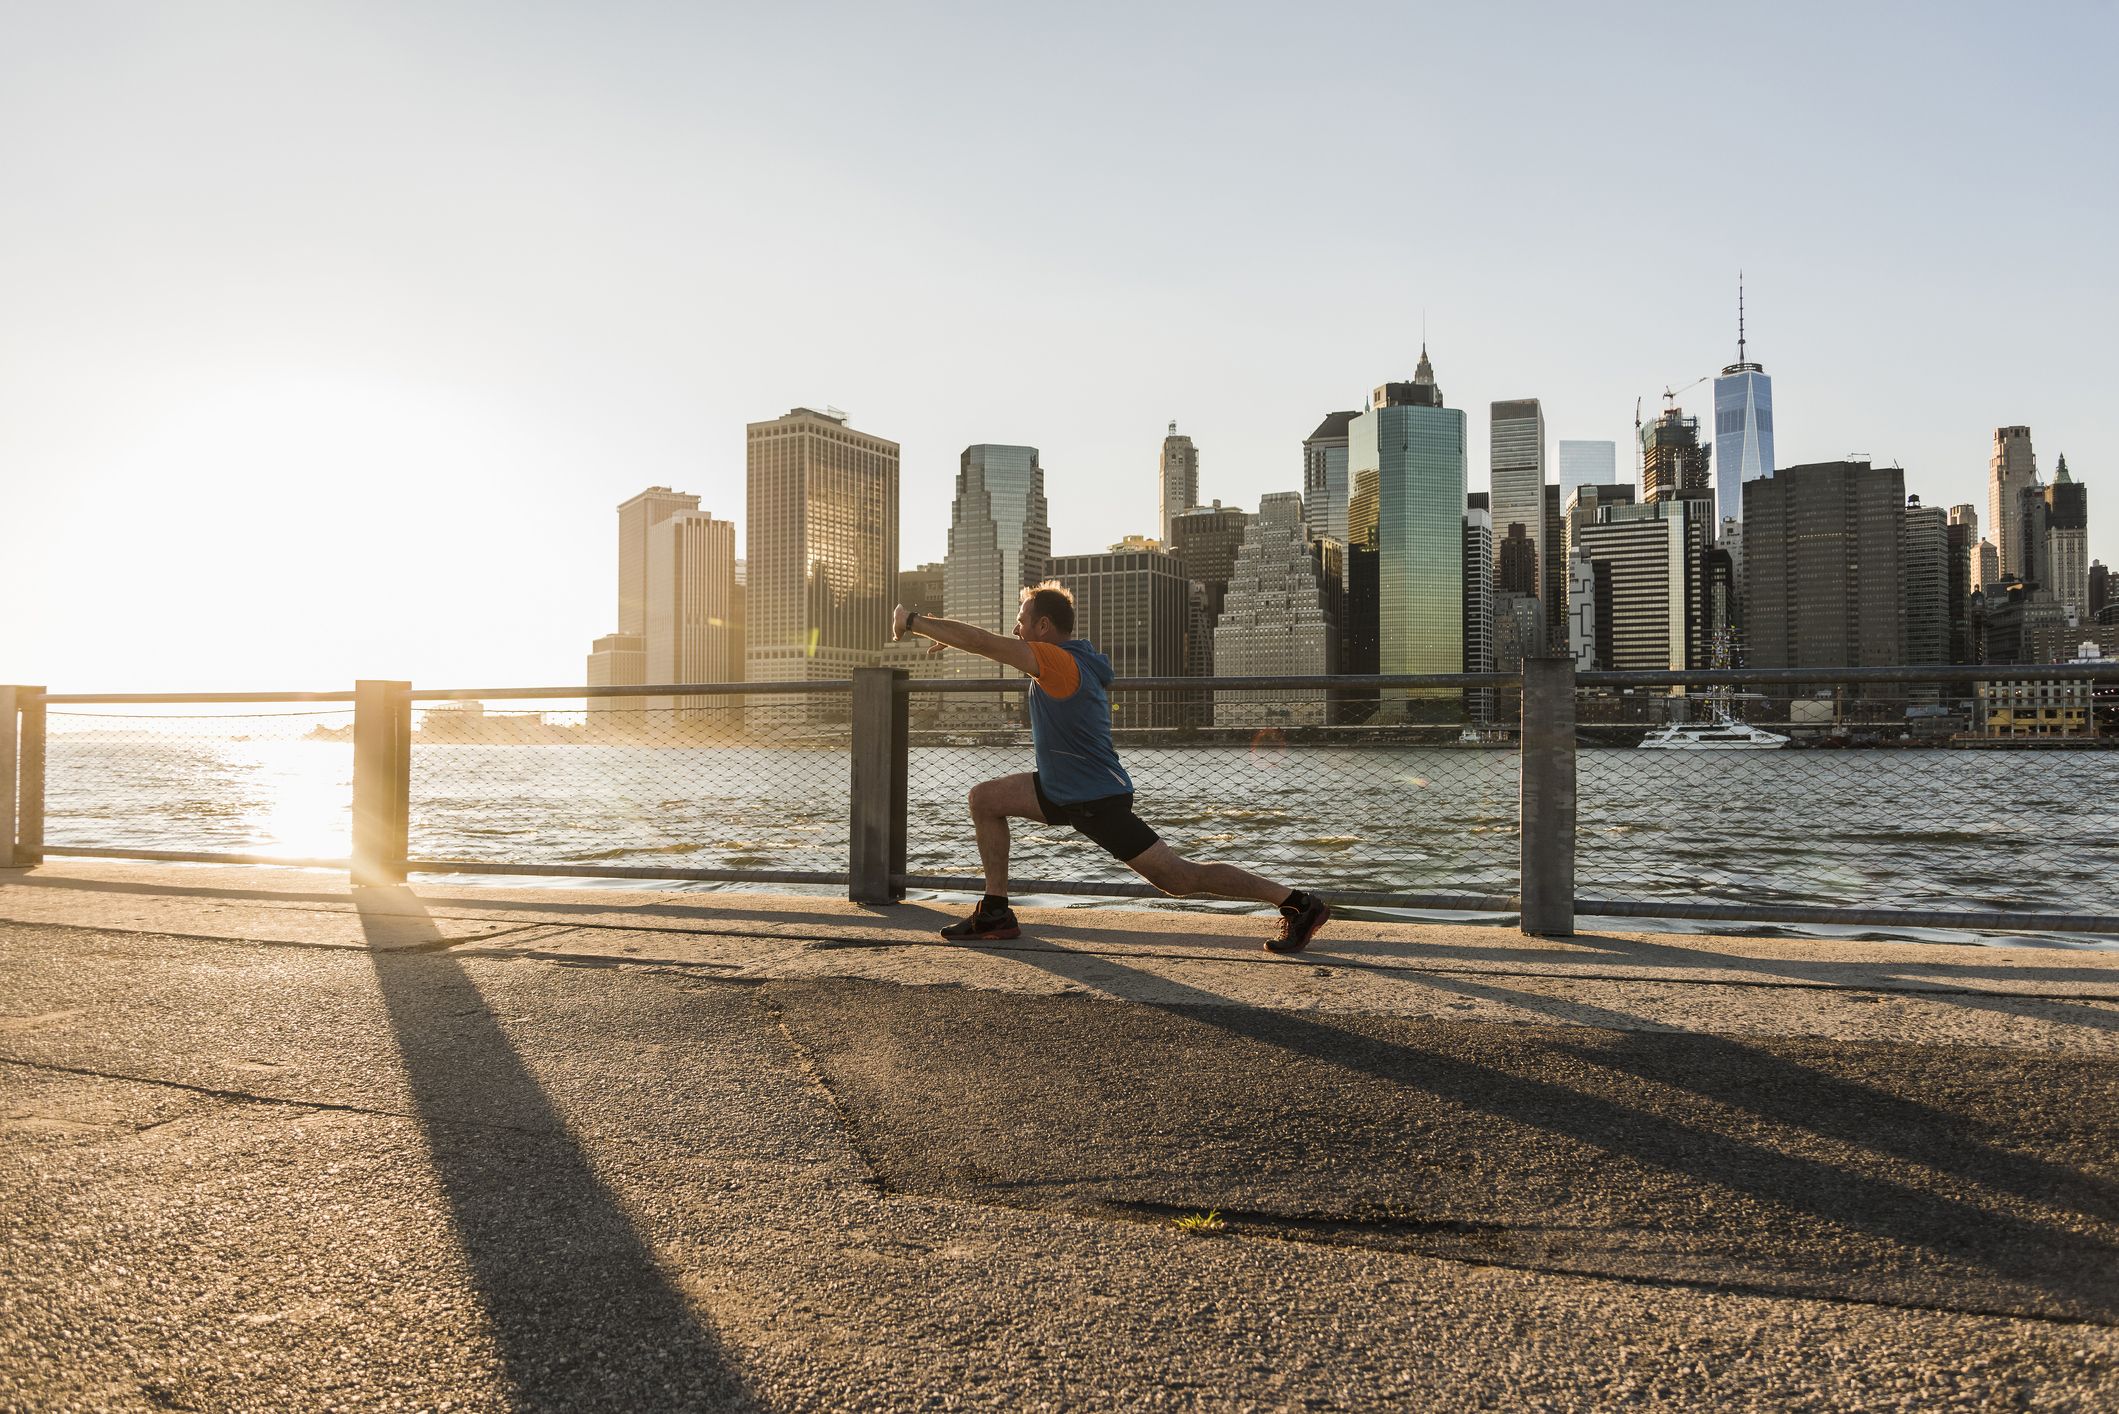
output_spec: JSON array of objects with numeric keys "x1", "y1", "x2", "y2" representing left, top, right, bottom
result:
[{"x1": 1172, "y1": 1210, "x2": 1226, "y2": 1235}]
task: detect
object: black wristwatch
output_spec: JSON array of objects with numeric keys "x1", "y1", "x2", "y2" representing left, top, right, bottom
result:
[{"x1": 905, "y1": 610, "x2": 921, "y2": 632}]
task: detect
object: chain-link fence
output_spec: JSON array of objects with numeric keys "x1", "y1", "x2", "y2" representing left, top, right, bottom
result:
[
  {"x1": 39, "y1": 705, "x2": 356, "y2": 862},
  {"x1": 903, "y1": 680, "x2": 1520, "y2": 907},
  {"x1": 14, "y1": 665, "x2": 2118, "y2": 936},
  {"x1": 404, "y1": 690, "x2": 853, "y2": 883},
  {"x1": 1575, "y1": 675, "x2": 2119, "y2": 924}
]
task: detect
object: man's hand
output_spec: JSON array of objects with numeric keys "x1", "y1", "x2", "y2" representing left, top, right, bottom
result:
[{"x1": 891, "y1": 604, "x2": 912, "y2": 641}]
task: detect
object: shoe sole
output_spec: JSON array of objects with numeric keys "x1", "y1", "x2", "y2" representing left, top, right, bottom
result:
[
  {"x1": 1265, "y1": 904, "x2": 1330, "y2": 954},
  {"x1": 940, "y1": 926, "x2": 1021, "y2": 941}
]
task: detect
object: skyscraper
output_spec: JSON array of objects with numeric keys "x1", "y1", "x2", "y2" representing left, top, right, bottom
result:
[
  {"x1": 1213, "y1": 493, "x2": 1342, "y2": 726},
  {"x1": 1558, "y1": 440, "x2": 1618, "y2": 499},
  {"x1": 2088, "y1": 559, "x2": 2110, "y2": 623},
  {"x1": 1047, "y1": 545, "x2": 1191, "y2": 728},
  {"x1": 1574, "y1": 500, "x2": 1710, "y2": 671},
  {"x1": 744, "y1": 407, "x2": 900, "y2": 703},
  {"x1": 1341, "y1": 467, "x2": 1381, "y2": 722},
  {"x1": 2044, "y1": 454, "x2": 2089, "y2": 615},
  {"x1": 1462, "y1": 495, "x2": 1496, "y2": 721},
  {"x1": 1711, "y1": 279, "x2": 1775, "y2": 527},
  {"x1": 1301, "y1": 411, "x2": 1359, "y2": 545},
  {"x1": 1489, "y1": 398, "x2": 1546, "y2": 597},
  {"x1": 944, "y1": 445, "x2": 1050, "y2": 632},
  {"x1": 1640, "y1": 403, "x2": 1712, "y2": 507},
  {"x1": 589, "y1": 486, "x2": 703, "y2": 723},
  {"x1": 1158, "y1": 423, "x2": 1200, "y2": 542},
  {"x1": 1945, "y1": 518, "x2": 1974, "y2": 665},
  {"x1": 1350, "y1": 346, "x2": 1466, "y2": 703},
  {"x1": 1988, "y1": 425, "x2": 2038, "y2": 581},
  {"x1": 1948, "y1": 504, "x2": 1982, "y2": 592},
  {"x1": 944, "y1": 444, "x2": 1050, "y2": 722},
  {"x1": 1743, "y1": 460, "x2": 1906, "y2": 678},
  {"x1": 1544, "y1": 483, "x2": 1566, "y2": 652},
  {"x1": 617, "y1": 487, "x2": 702, "y2": 636},
  {"x1": 1168, "y1": 501, "x2": 1250, "y2": 677},
  {"x1": 1902, "y1": 497, "x2": 1949, "y2": 680},
  {"x1": 646, "y1": 510, "x2": 742, "y2": 718}
]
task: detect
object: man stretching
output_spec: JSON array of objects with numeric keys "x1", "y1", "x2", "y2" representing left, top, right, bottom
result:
[{"x1": 892, "y1": 582, "x2": 1331, "y2": 953}]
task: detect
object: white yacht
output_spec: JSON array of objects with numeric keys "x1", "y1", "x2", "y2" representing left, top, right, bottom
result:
[{"x1": 1637, "y1": 715, "x2": 1791, "y2": 750}]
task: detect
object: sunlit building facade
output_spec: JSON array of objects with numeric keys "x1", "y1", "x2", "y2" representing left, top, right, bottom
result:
[
  {"x1": 1158, "y1": 423, "x2": 1200, "y2": 542},
  {"x1": 1350, "y1": 348, "x2": 1466, "y2": 706},
  {"x1": 1988, "y1": 425, "x2": 2038, "y2": 581},
  {"x1": 646, "y1": 510, "x2": 743, "y2": 722},
  {"x1": 943, "y1": 443, "x2": 1049, "y2": 724},
  {"x1": 744, "y1": 407, "x2": 900, "y2": 715},
  {"x1": 1213, "y1": 493, "x2": 1342, "y2": 726}
]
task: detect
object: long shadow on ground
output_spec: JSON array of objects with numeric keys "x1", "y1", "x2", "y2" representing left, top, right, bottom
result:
[
  {"x1": 358, "y1": 889, "x2": 754, "y2": 1412},
  {"x1": 770, "y1": 952, "x2": 2119, "y2": 1324}
]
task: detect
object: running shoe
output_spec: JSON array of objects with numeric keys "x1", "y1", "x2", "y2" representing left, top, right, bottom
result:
[
  {"x1": 1267, "y1": 893, "x2": 1330, "y2": 954},
  {"x1": 939, "y1": 902, "x2": 1021, "y2": 942}
]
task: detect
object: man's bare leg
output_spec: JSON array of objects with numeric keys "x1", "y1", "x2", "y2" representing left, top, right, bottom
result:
[
  {"x1": 1123, "y1": 841, "x2": 1290, "y2": 905},
  {"x1": 967, "y1": 773, "x2": 1045, "y2": 897}
]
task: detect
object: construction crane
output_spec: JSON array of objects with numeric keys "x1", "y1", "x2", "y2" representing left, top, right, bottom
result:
[{"x1": 1634, "y1": 374, "x2": 1711, "y2": 479}]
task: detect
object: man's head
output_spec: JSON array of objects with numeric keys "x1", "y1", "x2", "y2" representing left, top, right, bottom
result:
[{"x1": 1013, "y1": 581, "x2": 1076, "y2": 643}]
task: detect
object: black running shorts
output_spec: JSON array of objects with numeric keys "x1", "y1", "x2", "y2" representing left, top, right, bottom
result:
[{"x1": 1031, "y1": 773, "x2": 1160, "y2": 863}]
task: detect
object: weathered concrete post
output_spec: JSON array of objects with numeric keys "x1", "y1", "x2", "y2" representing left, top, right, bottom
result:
[
  {"x1": 352, "y1": 680, "x2": 411, "y2": 887},
  {"x1": 1518, "y1": 656, "x2": 1577, "y2": 937},
  {"x1": 849, "y1": 666, "x2": 908, "y2": 904},
  {"x1": 0, "y1": 687, "x2": 16, "y2": 868},
  {"x1": 14, "y1": 688, "x2": 44, "y2": 867}
]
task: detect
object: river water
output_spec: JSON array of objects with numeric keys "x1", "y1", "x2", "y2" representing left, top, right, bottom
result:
[{"x1": 36, "y1": 722, "x2": 2119, "y2": 946}]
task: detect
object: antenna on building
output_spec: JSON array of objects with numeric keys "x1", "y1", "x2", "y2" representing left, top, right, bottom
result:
[{"x1": 1737, "y1": 271, "x2": 1746, "y2": 365}]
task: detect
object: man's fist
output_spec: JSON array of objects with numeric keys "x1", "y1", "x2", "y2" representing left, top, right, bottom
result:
[{"x1": 891, "y1": 604, "x2": 911, "y2": 641}]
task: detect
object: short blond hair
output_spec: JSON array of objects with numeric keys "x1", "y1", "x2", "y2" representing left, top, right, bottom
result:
[{"x1": 1019, "y1": 580, "x2": 1075, "y2": 635}]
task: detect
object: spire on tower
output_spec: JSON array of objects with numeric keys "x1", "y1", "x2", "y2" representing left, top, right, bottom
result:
[
  {"x1": 1737, "y1": 271, "x2": 1747, "y2": 364},
  {"x1": 2057, "y1": 453, "x2": 2072, "y2": 482}
]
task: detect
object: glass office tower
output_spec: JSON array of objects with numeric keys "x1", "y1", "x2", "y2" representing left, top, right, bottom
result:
[
  {"x1": 1712, "y1": 280, "x2": 1774, "y2": 526},
  {"x1": 1348, "y1": 347, "x2": 1467, "y2": 706},
  {"x1": 1713, "y1": 367, "x2": 1774, "y2": 525}
]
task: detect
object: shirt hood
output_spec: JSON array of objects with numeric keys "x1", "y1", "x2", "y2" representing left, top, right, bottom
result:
[{"x1": 1063, "y1": 638, "x2": 1115, "y2": 686}]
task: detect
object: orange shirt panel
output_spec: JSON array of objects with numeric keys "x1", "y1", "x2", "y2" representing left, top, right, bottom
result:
[{"x1": 1028, "y1": 641, "x2": 1080, "y2": 699}]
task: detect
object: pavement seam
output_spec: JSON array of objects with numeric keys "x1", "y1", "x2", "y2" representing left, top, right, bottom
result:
[
  {"x1": 0, "y1": 1056, "x2": 559, "y2": 1138},
  {"x1": 750, "y1": 986, "x2": 890, "y2": 1197}
]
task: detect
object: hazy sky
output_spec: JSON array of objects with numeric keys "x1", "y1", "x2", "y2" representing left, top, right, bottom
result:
[{"x1": 4, "y1": 1, "x2": 2114, "y2": 692}]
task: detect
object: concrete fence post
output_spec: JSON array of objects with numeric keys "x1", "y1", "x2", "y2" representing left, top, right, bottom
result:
[
  {"x1": 849, "y1": 667, "x2": 908, "y2": 904},
  {"x1": 1518, "y1": 656, "x2": 1577, "y2": 937},
  {"x1": 352, "y1": 680, "x2": 412, "y2": 887},
  {"x1": 15, "y1": 688, "x2": 44, "y2": 867},
  {"x1": 0, "y1": 687, "x2": 16, "y2": 868}
]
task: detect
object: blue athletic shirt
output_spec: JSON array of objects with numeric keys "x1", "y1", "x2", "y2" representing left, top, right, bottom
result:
[{"x1": 1026, "y1": 638, "x2": 1135, "y2": 804}]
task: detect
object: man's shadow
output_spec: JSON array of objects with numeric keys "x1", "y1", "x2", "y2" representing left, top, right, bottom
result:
[{"x1": 354, "y1": 886, "x2": 754, "y2": 1412}]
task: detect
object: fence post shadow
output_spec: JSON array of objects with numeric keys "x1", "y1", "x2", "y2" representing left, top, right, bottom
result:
[{"x1": 353, "y1": 888, "x2": 756, "y2": 1411}]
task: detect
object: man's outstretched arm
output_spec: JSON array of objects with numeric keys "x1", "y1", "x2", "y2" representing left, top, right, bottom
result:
[{"x1": 892, "y1": 605, "x2": 1039, "y2": 675}]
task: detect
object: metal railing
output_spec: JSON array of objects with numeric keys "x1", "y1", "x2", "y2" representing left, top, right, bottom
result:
[{"x1": 6, "y1": 660, "x2": 2118, "y2": 937}]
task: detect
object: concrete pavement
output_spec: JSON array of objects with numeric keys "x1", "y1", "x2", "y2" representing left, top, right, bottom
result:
[{"x1": 1, "y1": 861, "x2": 2115, "y2": 1410}]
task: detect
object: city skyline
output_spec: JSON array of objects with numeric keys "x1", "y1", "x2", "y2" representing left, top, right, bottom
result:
[{"x1": 3, "y1": 3, "x2": 2114, "y2": 691}]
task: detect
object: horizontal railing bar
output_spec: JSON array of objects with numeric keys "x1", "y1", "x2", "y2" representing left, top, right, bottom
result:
[
  {"x1": 1579, "y1": 664, "x2": 2119, "y2": 688},
  {"x1": 43, "y1": 846, "x2": 352, "y2": 868},
  {"x1": 895, "y1": 873, "x2": 1520, "y2": 912},
  {"x1": 1576, "y1": 897, "x2": 2119, "y2": 935},
  {"x1": 900, "y1": 672, "x2": 1521, "y2": 694},
  {"x1": 41, "y1": 691, "x2": 358, "y2": 705},
  {"x1": 403, "y1": 859, "x2": 847, "y2": 886},
  {"x1": 409, "y1": 682, "x2": 852, "y2": 701}
]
